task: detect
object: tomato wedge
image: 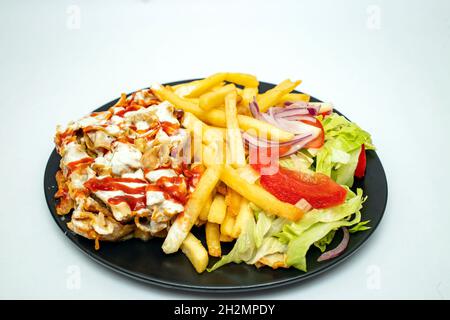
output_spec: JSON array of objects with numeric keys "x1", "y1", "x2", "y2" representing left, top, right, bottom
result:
[
  {"x1": 252, "y1": 164, "x2": 347, "y2": 209},
  {"x1": 300, "y1": 118, "x2": 324, "y2": 149},
  {"x1": 354, "y1": 144, "x2": 366, "y2": 178}
]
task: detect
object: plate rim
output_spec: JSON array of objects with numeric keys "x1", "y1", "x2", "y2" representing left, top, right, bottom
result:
[{"x1": 44, "y1": 80, "x2": 388, "y2": 293}]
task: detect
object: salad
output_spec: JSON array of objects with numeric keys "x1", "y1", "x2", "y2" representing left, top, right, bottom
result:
[{"x1": 53, "y1": 72, "x2": 374, "y2": 273}]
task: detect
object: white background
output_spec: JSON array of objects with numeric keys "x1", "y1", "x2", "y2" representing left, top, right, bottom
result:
[{"x1": 1, "y1": 0, "x2": 449, "y2": 299}]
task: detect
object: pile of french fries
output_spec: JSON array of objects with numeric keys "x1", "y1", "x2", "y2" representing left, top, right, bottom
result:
[{"x1": 152, "y1": 73, "x2": 309, "y2": 273}]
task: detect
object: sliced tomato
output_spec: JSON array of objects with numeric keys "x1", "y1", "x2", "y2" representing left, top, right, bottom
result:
[
  {"x1": 252, "y1": 164, "x2": 347, "y2": 209},
  {"x1": 354, "y1": 144, "x2": 366, "y2": 178},
  {"x1": 300, "y1": 118, "x2": 325, "y2": 149}
]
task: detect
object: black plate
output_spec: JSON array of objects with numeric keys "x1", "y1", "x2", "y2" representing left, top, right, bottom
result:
[{"x1": 44, "y1": 80, "x2": 388, "y2": 292}]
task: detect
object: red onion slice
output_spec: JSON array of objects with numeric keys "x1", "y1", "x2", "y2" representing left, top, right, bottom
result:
[
  {"x1": 249, "y1": 99, "x2": 265, "y2": 121},
  {"x1": 317, "y1": 227, "x2": 350, "y2": 262},
  {"x1": 275, "y1": 108, "x2": 310, "y2": 116},
  {"x1": 242, "y1": 132, "x2": 315, "y2": 158},
  {"x1": 242, "y1": 131, "x2": 312, "y2": 148},
  {"x1": 274, "y1": 118, "x2": 321, "y2": 136},
  {"x1": 248, "y1": 99, "x2": 323, "y2": 155},
  {"x1": 277, "y1": 138, "x2": 314, "y2": 157},
  {"x1": 282, "y1": 115, "x2": 317, "y2": 122}
]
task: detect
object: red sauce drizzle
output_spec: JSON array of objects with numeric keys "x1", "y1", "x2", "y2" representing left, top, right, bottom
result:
[
  {"x1": 183, "y1": 164, "x2": 205, "y2": 188},
  {"x1": 155, "y1": 176, "x2": 188, "y2": 204},
  {"x1": 84, "y1": 177, "x2": 148, "y2": 211},
  {"x1": 67, "y1": 157, "x2": 94, "y2": 172},
  {"x1": 115, "y1": 104, "x2": 142, "y2": 117},
  {"x1": 108, "y1": 195, "x2": 146, "y2": 211},
  {"x1": 84, "y1": 177, "x2": 146, "y2": 194},
  {"x1": 55, "y1": 129, "x2": 75, "y2": 147},
  {"x1": 115, "y1": 93, "x2": 141, "y2": 117}
]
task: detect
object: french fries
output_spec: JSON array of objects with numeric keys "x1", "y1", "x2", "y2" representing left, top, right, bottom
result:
[
  {"x1": 202, "y1": 143, "x2": 225, "y2": 167},
  {"x1": 151, "y1": 83, "x2": 203, "y2": 115},
  {"x1": 231, "y1": 198, "x2": 253, "y2": 238},
  {"x1": 257, "y1": 79, "x2": 301, "y2": 112},
  {"x1": 235, "y1": 165, "x2": 261, "y2": 184},
  {"x1": 172, "y1": 80, "x2": 201, "y2": 97},
  {"x1": 180, "y1": 233, "x2": 209, "y2": 273},
  {"x1": 219, "y1": 234, "x2": 234, "y2": 242},
  {"x1": 279, "y1": 93, "x2": 310, "y2": 104},
  {"x1": 185, "y1": 73, "x2": 227, "y2": 98},
  {"x1": 225, "y1": 188, "x2": 241, "y2": 216},
  {"x1": 185, "y1": 73, "x2": 258, "y2": 99},
  {"x1": 171, "y1": 80, "x2": 200, "y2": 92},
  {"x1": 203, "y1": 108, "x2": 295, "y2": 141},
  {"x1": 224, "y1": 73, "x2": 259, "y2": 88},
  {"x1": 240, "y1": 87, "x2": 258, "y2": 108},
  {"x1": 182, "y1": 112, "x2": 225, "y2": 146},
  {"x1": 199, "y1": 84, "x2": 236, "y2": 110},
  {"x1": 225, "y1": 91, "x2": 246, "y2": 167},
  {"x1": 155, "y1": 74, "x2": 311, "y2": 268},
  {"x1": 162, "y1": 165, "x2": 222, "y2": 254},
  {"x1": 152, "y1": 84, "x2": 293, "y2": 142},
  {"x1": 220, "y1": 208, "x2": 236, "y2": 237},
  {"x1": 208, "y1": 194, "x2": 227, "y2": 224},
  {"x1": 199, "y1": 194, "x2": 213, "y2": 221},
  {"x1": 205, "y1": 222, "x2": 221, "y2": 257},
  {"x1": 220, "y1": 165, "x2": 304, "y2": 221}
]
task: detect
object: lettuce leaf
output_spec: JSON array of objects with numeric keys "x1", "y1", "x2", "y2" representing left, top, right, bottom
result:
[
  {"x1": 315, "y1": 114, "x2": 374, "y2": 187},
  {"x1": 332, "y1": 148, "x2": 360, "y2": 187},
  {"x1": 247, "y1": 237, "x2": 287, "y2": 265},
  {"x1": 314, "y1": 229, "x2": 336, "y2": 253},
  {"x1": 286, "y1": 211, "x2": 361, "y2": 271},
  {"x1": 208, "y1": 206, "x2": 290, "y2": 271},
  {"x1": 279, "y1": 151, "x2": 314, "y2": 173},
  {"x1": 208, "y1": 186, "x2": 368, "y2": 272},
  {"x1": 277, "y1": 188, "x2": 364, "y2": 244},
  {"x1": 275, "y1": 187, "x2": 365, "y2": 272},
  {"x1": 207, "y1": 212, "x2": 257, "y2": 272},
  {"x1": 255, "y1": 210, "x2": 273, "y2": 248},
  {"x1": 349, "y1": 220, "x2": 371, "y2": 233}
]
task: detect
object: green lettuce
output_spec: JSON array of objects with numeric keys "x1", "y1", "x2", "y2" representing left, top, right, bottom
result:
[
  {"x1": 275, "y1": 187, "x2": 366, "y2": 272},
  {"x1": 208, "y1": 182, "x2": 369, "y2": 272},
  {"x1": 247, "y1": 237, "x2": 287, "y2": 265},
  {"x1": 254, "y1": 210, "x2": 273, "y2": 248},
  {"x1": 349, "y1": 220, "x2": 371, "y2": 233},
  {"x1": 315, "y1": 114, "x2": 374, "y2": 187},
  {"x1": 279, "y1": 151, "x2": 314, "y2": 173},
  {"x1": 208, "y1": 206, "x2": 289, "y2": 272},
  {"x1": 286, "y1": 211, "x2": 361, "y2": 271},
  {"x1": 277, "y1": 188, "x2": 364, "y2": 244},
  {"x1": 314, "y1": 229, "x2": 336, "y2": 253},
  {"x1": 207, "y1": 212, "x2": 257, "y2": 272}
]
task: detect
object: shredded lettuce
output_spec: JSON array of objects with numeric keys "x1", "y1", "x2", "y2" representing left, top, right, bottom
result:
[
  {"x1": 208, "y1": 189, "x2": 368, "y2": 272},
  {"x1": 279, "y1": 151, "x2": 314, "y2": 173},
  {"x1": 314, "y1": 229, "x2": 336, "y2": 253},
  {"x1": 254, "y1": 210, "x2": 273, "y2": 248},
  {"x1": 332, "y1": 148, "x2": 360, "y2": 187},
  {"x1": 208, "y1": 206, "x2": 288, "y2": 272},
  {"x1": 276, "y1": 188, "x2": 364, "y2": 244},
  {"x1": 286, "y1": 211, "x2": 361, "y2": 271},
  {"x1": 349, "y1": 220, "x2": 371, "y2": 233},
  {"x1": 275, "y1": 188, "x2": 365, "y2": 272},
  {"x1": 315, "y1": 114, "x2": 374, "y2": 187},
  {"x1": 207, "y1": 212, "x2": 257, "y2": 272},
  {"x1": 248, "y1": 237, "x2": 287, "y2": 265}
]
